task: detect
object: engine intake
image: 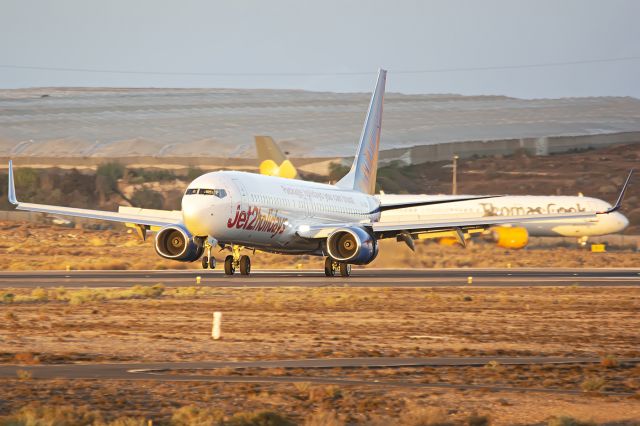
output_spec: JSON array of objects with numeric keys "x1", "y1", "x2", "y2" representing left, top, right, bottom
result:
[
  {"x1": 326, "y1": 227, "x2": 378, "y2": 265},
  {"x1": 155, "y1": 225, "x2": 204, "y2": 261}
]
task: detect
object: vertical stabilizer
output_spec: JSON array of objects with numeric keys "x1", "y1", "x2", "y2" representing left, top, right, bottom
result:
[
  {"x1": 254, "y1": 136, "x2": 299, "y2": 179},
  {"x1": 336, "y1": 69, "x2": 386, "y2": 194}
]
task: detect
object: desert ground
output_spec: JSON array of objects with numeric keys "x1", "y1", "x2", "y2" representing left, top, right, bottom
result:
[{"x1": 1, "y1": 284, "x2": 639, "y2": 425}]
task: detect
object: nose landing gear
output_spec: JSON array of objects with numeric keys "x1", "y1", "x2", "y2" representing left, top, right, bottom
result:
[
  {"x1": 201, "y1": 239, "x2": 216, "y2": 269},
  {"x1": 324, "y1": 257, "x2": 351, "y2": 277},
  {"x1": 224, "y1": 245, "x2": 251, "y2": 276}
]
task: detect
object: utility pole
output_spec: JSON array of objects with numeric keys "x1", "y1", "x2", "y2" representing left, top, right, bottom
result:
[{"x1": 452, "y1": 155, "x2": 459, "y2": 195}]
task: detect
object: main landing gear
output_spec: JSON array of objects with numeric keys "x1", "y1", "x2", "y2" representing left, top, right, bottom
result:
[
  {"x1": 201, "y1": 240, "x2": 216, "y2": 269},
  {"x1": 224, "y1": 245, "x2": 251, "y2": 276},
  {"x1": 324, "y1": 257, "x2": 351, "y2": 277}
]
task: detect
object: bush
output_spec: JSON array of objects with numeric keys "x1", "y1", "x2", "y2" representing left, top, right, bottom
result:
[
  {"x1": 96, "y1": 162, "x2": 125, "y2": 188},
  {"x1": 398, "y1": 404, "x2": 453, "y2": 426},
  {"x1": 580, "y1": 376, "x2": 606, "y2": 392},
  {"x1": 600, "y1": 354, "x2": 619, "y2": 368},
  {"x1": 171, "y1": 405, "x2": 224, "y2": 426},
  {"x1": 547, "y1": 416, "x2": 596, "y2": 426},
  {"x1": 186, "y1": 167, "x2": 204, "y2": 181},
  {"x1": 131, "y1": 188, "x2": 165, "y2": 209},
  {"x1": 0, "y1": 404, "x2": 100, "y2": 426},
  {"x1": 14, "y1": 352, "x2": 40, "y2": 365},
  {"x1": 2, "y1": 293, "x2": 15, "y2": 303},
  {"x1": 225, "y1": 411, "x2": 295, "y2": 426},
  {"x1": 15, "y1": 369, "x2": 32, "y2": 380},
  {"x1": 30, "y1": 287, "x2": 48, "y2": 302}
]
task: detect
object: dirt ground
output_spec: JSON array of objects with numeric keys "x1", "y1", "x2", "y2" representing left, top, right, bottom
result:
[
  {"x1": 1, "y1": 286, "x2": 639, "y2": 425},
  {"x1": 0, "y1": 221, "x2": 638, "y2": 271}
]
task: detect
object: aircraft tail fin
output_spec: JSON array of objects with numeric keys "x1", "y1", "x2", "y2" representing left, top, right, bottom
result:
[
  {"x1": 254, "y1": 136, "x2": 299, "y2": 179},
  {"x1": 336, "y1": 68, "x2": 386, "y2": 195}
]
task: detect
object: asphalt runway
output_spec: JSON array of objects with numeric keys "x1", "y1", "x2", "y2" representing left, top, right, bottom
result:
[
  {"x1": 0, "y1": 268, "x2": 639, "y2": 288},
  {"x1": 3, "y1": 356, "x2": 639, "y2": 395}
]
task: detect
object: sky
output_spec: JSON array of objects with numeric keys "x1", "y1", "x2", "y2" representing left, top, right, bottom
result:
[{"x1": 1, "y1": 0, "x2": 639, "y2": 98}]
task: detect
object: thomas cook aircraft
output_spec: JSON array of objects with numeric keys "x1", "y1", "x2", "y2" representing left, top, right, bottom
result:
[
  {"x1": 254, "y1": 137, "x2": 630, "y2": 249},
  {"x1": 6, "y1": 70, "x2": 632, "y2": 276}
]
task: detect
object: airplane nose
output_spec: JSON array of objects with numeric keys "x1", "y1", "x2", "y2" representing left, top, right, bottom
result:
[
  {"x1": 613, "y1": 212, "x2": 629, "y2": 232},
  {"x1": 182, "y1": 198, "x2": 211, "y2": 236}
]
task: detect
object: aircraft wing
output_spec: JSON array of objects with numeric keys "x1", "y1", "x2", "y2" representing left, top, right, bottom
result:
[
  {"x1": 7, "y1": 161, "x2": 179, "y2": 229},
  {"x1": 296, "y1": 212, "x2": 596, "y2": 240}
]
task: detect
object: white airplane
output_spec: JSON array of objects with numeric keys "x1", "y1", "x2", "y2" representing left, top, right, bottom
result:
[
  {"x1": 377, "y1": 194, "x2": 630, "y2": 248},
  {"x1": 254, "y1": 138, "x2": 630, "y2": 248},
  {"x1": 6, "y1": 69, "x2": 632, "y2": 276}
]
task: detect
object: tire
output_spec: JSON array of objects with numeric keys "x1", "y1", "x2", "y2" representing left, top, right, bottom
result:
[
  {"x1": 339, "y1": 263, "x2": 351, "y2": 277},
  {"x1": 201, "y1": 256, "x2": 209, "y2": 269},
  {"x1": 224, "y1": 255, "x2": 235, "y2": 275},
  {"x1": 324, "y1": 257, "x2": 335, "y2": 277},
  {"x1": 239, "y1": 255, "x2": 251, "y2": 275},
  {"x1": 209, "y1": 257, "x2": 216, "y2": 269}
]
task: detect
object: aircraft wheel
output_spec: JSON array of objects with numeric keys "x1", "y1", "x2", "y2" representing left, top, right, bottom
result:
[
  {"x1": 224, "y1": 255, "x2": 235, "y2": 275},
  {"x1": 324, "y1": 257, "x2": 335, "y2": 277},
  {"x1": 239, "y1": 255, "x2": 251, "y2": 275},
  {"x1": 339, "y1": 262, "x2": 351, "y2": 277},
  {"x1": 201, "y1": 256, "x2": 209, "y2": 269},
  {"x1": 209, "y1": 257, "x2": 216, "y2": 269}
]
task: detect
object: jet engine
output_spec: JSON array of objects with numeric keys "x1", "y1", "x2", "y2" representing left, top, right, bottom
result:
[
  {"x1": 326, "y1": 227, "x2": 378, "y2": 264},
  {"x1": 154, "y1": 225, "x2": 204, "y2": 261},
  {"x1": 491, "y1": 226, "x2": 529, "y2": 249}
]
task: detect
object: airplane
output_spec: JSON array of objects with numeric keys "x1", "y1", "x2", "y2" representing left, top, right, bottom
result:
[
  {"x1": 253, "y1": 136, "x2": 630, "y2": 249},
  {"x1": 6, "y1": 69, "x2": 632, "y2": 276}
]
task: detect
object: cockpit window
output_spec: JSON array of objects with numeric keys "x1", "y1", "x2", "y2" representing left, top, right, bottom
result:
[{"x1": 185, "y1": 188, "x2": 227, "y2": 198}]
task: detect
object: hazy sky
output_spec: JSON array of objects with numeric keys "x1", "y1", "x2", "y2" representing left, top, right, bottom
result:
[{"x1": 1, "y1": 0, "x2": 639, "y2": 98}]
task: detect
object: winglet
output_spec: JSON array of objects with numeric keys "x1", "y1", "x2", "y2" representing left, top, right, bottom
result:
[
  {"x1": 8, "y1": 160, "x2": 18, "y2": 205},
  {"x1": 598, "y1": 169, "x2": 633, "y2": 214}
]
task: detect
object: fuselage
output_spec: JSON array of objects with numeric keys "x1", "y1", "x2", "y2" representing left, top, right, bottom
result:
[
  {"x1": 182, "y1": 171, "x2": 380, "y2": 254},
  {"x1": 378, "y1": 194, "x2": 628, "y2": 237}
]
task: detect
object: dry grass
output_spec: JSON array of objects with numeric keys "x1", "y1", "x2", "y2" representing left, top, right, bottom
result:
[
  {"x1": 1, "y1": 284, "x2": 165, "y2": 305},
  {"x1": 1, "y1": 286, "x2": 640, "y2": 424},
  {"x1": 0, "y1": 222, "x2": 638, "y2": 271}
]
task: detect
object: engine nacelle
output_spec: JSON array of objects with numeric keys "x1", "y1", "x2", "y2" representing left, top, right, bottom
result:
[
  {"x1": 491, "y1": 226, "x2": 529, "y2": 249},
  {"x1": 154, "y1": 225, "x2": 204, "y2": 261},
  {"x1": 326, "y1": 227, "x2": 378, "y2": 265}
]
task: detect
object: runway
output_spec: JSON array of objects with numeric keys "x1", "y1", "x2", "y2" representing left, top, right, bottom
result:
[
  {"x1": 2, "y1": 356, "x2": 638, "y2": 395},
  {"x1": 0, "y1": 268, "x2": 639, "y2": 288}
]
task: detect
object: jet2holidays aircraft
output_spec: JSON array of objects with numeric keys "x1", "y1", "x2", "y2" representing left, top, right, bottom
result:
[{"x1": 7, "y1": 70, "x2": 632, "y2": 276}]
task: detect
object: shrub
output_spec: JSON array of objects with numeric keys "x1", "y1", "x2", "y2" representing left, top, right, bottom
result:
[
  {"x1": 304, "y1": 410, "x2": 344, "y2": 426},
  {"x1": 0, "y1": 404, "x2": 100, "y2": 425},
  {"x1": 600, "y1": 354, "x2": 619, "y2": 368},
  {"x1": 170, "y1": 405, "x2": 224, "y2": 426},
  {"x1": 30, "y1": 287, "x2": 48, "y2": 302},
  {"x1": 96, "y1": 162, "x2": 125, "y2": 192},
  {"x1": 14, "y1": 352, "x2": 40, "y2": 365},
  {"x1": 467, "y1": 413, "x2": 490, "y2": 426},
  {"x1": 225, "y1": 411, "x2": 295, "y2": 426},
  {"x1": 131, "y1": 188, "x2": 165, "y2": 209},
  {"x1": 580, "y1": 377, "x2": 606, "y2": 392},
  {"x1": 16, "y1": 369, "x2": 32, "y2": 380},
  {"x1": 2, "y1": 293, "x2": 15, "y2": 303},
  {"x1": 398, "y1": 404, "x2": 453, "y2": 426},
  {"x1": 547, "y1": 415, "x2": 596, "y2": 426}
]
